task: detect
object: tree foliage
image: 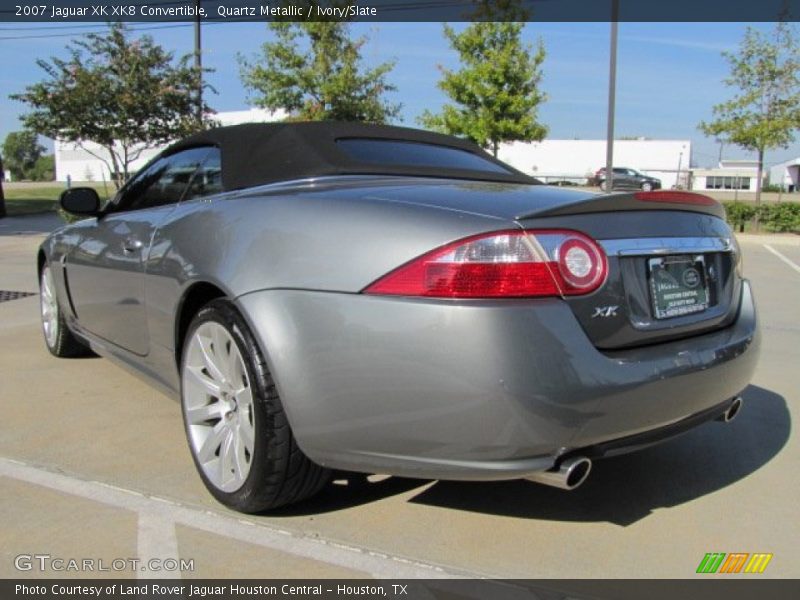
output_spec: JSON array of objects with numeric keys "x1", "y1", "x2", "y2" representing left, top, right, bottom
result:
[
  {"x1": 29, "y1": 155, "x2": 55, "y2": 182},
  {"x1": 700, "y1": 22, "x2": 800, "y2": 206},
  {"x1": 240, "y1": 21, "x2": 400, "y2": 123},
  {"x1": 11, "y1": 23, "x2": 212, "y2": 188},
  {"x1": 419, "y1": 5, "x2": 547, "y2": 157},
  {"x1": 1, "y1": 130, "x2": 45, "y2": 180}
]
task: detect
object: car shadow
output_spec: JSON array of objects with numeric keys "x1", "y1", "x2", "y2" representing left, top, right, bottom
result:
[
  {"x1": 266, "y1": 471, "x2": 431, "y2": 517},
  {"x1": 274, "y1": 385, "x2": 789, "y2": 525}
]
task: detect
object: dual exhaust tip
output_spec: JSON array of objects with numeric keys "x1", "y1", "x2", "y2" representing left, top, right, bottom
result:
[{"x1": 527, "y1": 396, "x2": 744, "y2": 491}]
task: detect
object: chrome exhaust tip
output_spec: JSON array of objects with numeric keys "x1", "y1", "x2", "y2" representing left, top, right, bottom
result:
[
  {"x1": 718, "y1": 396, "x2": 744, "y2": 423},
  {"x1": 526, "y1": 456, "x2": 592, "y2": 491}
]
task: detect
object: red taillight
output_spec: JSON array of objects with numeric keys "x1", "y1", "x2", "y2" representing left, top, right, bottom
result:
[
  {"x1": 635, "y1": 191, "x2": 717, "y2": 206},
  {"x1": 363, "y1": 230, "x2": 608, "y2": 298},
  {"x1": 557, "y1": 236, "x2": 607, "y2": 290}
]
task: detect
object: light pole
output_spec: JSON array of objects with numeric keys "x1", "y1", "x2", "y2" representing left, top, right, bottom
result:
[
  {"x1": 0, "y1": 155, "x2": 6, "y2": 219},
  {"x1": 604, "y1": 0, "x2": 619, "y2": 193},
  {"x1": 194, "y1": 0, "x2": 203, "y2": 124}
]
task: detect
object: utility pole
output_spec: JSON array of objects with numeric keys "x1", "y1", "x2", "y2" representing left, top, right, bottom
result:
[
  {"x1": 0, "y1": 154, "x2": 6, "y2": 219},
  {"x1": 604, "y1": 0, "x2": 619, "y2": 193},
  {"x1": 194, "y1": 0, "x2": 203, "y2": 124}
]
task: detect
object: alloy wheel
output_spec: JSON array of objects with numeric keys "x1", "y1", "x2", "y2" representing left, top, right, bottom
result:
[
  {"x1": 40, "y1": 267, "x2": 59, "y2": 349},
  {"x1": 182, "y1": 321, "x2": 256, "y2": 493}
]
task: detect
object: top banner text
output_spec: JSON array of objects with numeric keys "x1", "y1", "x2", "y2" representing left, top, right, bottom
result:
[{"x1": 1, "y1": 0, "x2": 799, "y2": 23}]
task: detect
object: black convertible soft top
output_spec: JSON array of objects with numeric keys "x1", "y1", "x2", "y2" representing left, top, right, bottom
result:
[{"x1": 164, "y1": 121, "x2": 538, "y2": 191}]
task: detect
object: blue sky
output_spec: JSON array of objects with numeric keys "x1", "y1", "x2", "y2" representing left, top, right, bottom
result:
[{"x1": 1, "y1": 20, "x2": 798, "y2": 169}]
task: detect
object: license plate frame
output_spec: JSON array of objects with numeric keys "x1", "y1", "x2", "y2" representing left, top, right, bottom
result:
[{"x1": 648, "y1": 254, "x2": 709, "y2": 320}]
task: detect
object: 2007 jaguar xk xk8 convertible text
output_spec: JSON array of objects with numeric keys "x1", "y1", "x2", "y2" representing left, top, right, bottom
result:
[{"x1": 39, "y1": 123, "x2": 760, "y2": 512}]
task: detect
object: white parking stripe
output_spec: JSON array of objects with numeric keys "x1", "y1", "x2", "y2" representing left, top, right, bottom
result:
[
  {"x1": 137, "y1": 511, "x2": 181, "y2": 580},
  {"x1": 0, "y1": 457, "x2": 479, "y2": 579},
  {"x1": 763, "y1": 244, "x2": 800, "y2": 275}
]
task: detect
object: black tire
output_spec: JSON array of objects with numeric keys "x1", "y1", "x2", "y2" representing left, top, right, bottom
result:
[
  {"x1": 641, "y1": 181, "x2": 653, "y2": 192},
  {"x1": 180, "y1": 299, "x2": 329, "y2": 513},
  {"x1": 39, "y1": 264, "x2": 92, "y2": 358}
]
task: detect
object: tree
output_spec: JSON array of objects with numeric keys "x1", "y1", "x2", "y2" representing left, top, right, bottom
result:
[
  {"x1": 700, "y1": 22, "x2": 800, "y2": 216},
  {"x1": 418, "y1": 4, "x2": 547, "y2": 157},
  {"x1": 2, "y1": 131, "x2": 45, "y2": 180},
  {"x1": 239, "y1": 21, "x2": 400, "y2": 123},
  {"x1": 29, "y1": 155, "x2": 55, "y2": 182},
  {"x1": 11, "y1": 23, "x2": 211, "y2": 188}
]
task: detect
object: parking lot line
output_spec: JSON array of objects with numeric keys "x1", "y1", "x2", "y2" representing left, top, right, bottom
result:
[
  {"x1": 0, "y1": 457, "x2": 476, "y2": 579},
  {"x1": 763, "y1": 244, "x2": 800, "y2": 275},
  {"x1": 137, "y1": 511, "x2": 181, "y2": 580}
]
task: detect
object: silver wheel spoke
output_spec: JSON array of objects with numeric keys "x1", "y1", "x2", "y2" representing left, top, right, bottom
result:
[
  {"x1": 197, "y1": 420, "x2": 228, "y2": 464},
  {"x1": 186, "y1": 401, "x2": 222, "y2": 424},
  {"x1": 185, "y1": 365, "x2": 223, "y2": 398},
  {"x1": 212, "y1": 325, "x2": 234, "y2": 382},
  {"x1": 219, "y1": 429, "x2": 236, "y2": 483},
  {"x1": 239, "y1": 416, "x2": 255, "y2": 452},
  {"x1": 233, "y1": 429, "x2": 248, "y2": 479},
  {"x1": 197, "y1": 334, "x2": 227, "y2": 384},
  {"x1": 234, "y1": 386, "x2": 253, "y2": 410},
  {"x1": 227, "y1": 346, "x2": 242, "y2": 387}
]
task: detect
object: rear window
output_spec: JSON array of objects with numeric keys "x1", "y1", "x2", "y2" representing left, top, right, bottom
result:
[{"x1": 336, "y1": 138, "x2": 511, "y2": 174}]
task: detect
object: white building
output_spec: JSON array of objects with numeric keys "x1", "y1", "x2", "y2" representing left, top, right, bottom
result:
[
  {"x1": 690, "y1": 160, "x2": 759, "y2": 193},
  {"x1": 54, "y1": 108, "x2": 285, "y2": 183},
  {"x1": 769, "y1": 157, "x2": 800, "y2": 192},
  {"x1": 497, "y1": 139, "x2": 691, "y2": 189}
]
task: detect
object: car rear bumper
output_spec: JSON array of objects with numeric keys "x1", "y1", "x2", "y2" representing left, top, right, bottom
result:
[{"x1": 236, "y1": 280, "x2": 759, "y2": 481}]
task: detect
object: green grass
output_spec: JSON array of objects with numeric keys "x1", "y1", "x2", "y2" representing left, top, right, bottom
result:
[
  {"x1": 3, "y1": 186, "x2": 62, "y2": 216},
  {"x1": 2, "y1": 184, "x2": 110, "y2": 217}
]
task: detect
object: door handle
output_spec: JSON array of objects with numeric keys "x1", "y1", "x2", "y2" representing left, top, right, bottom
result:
[{"x1": 122, "y1": 238, "x2": 144, "y2": 253}]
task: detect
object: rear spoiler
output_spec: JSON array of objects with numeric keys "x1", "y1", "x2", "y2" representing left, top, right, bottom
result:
[{"x1": 516, "y1": 191, "x2": 725, "y2": 221}]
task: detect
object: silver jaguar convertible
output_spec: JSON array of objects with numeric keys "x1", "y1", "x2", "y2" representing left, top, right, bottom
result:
[{"x1": 39, "y1": 123, "x2": 760, "y2": 512}]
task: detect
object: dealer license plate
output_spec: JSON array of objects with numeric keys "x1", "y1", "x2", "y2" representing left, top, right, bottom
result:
[{"x1": 648, "y1": 255, "x2": 709, "y2": 319}]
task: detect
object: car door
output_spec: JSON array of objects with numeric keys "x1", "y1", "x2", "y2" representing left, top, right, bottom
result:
[
  {"x1": 65, "y1": 147, "x2": 212, "y2": 355},
  {"x1": 610, "y1": 168, "x2": 628, "y2": 189},
  {"x1": 622, "y1": 168, "x2": 640, "y2": 189}
]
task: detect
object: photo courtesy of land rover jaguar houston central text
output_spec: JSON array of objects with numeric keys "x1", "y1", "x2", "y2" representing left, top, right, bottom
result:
[{"x1": 39, "y1": 123, "x2": 760, "y2": 512}]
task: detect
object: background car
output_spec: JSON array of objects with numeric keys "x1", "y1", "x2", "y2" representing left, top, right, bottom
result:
[
  {"x1": 596, "y1": 166, "x2": 662, "y2": 191},
  {"x1": 39, "y1": 123, "x2": 758, "y2": 513}
]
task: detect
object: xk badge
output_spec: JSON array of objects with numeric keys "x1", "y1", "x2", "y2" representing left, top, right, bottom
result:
[{"x1": 592, "y1": 306, "x2": 619, "y2": 318}]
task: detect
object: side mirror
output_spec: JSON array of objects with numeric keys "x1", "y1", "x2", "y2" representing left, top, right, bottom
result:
[{"x1": 59, "y1": 187, "x2": 101, "y2": 217}]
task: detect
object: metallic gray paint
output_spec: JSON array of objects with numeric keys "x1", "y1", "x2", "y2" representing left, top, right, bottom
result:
[
  {"x1": 40, "y1": 176, "x2": 760, "y2": 481},
  {"x1": 235, "y1": 281, "x2": 757, "y2": 479}
]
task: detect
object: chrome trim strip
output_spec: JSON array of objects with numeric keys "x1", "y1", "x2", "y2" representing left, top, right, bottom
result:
[{"x1": 599, "y1": 236, "x2": 734, "y2": 257}]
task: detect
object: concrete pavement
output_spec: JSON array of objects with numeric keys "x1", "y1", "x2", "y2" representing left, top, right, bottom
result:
[{"x1": 0, "y1": 213, "x2": 64, "y2": 236}]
